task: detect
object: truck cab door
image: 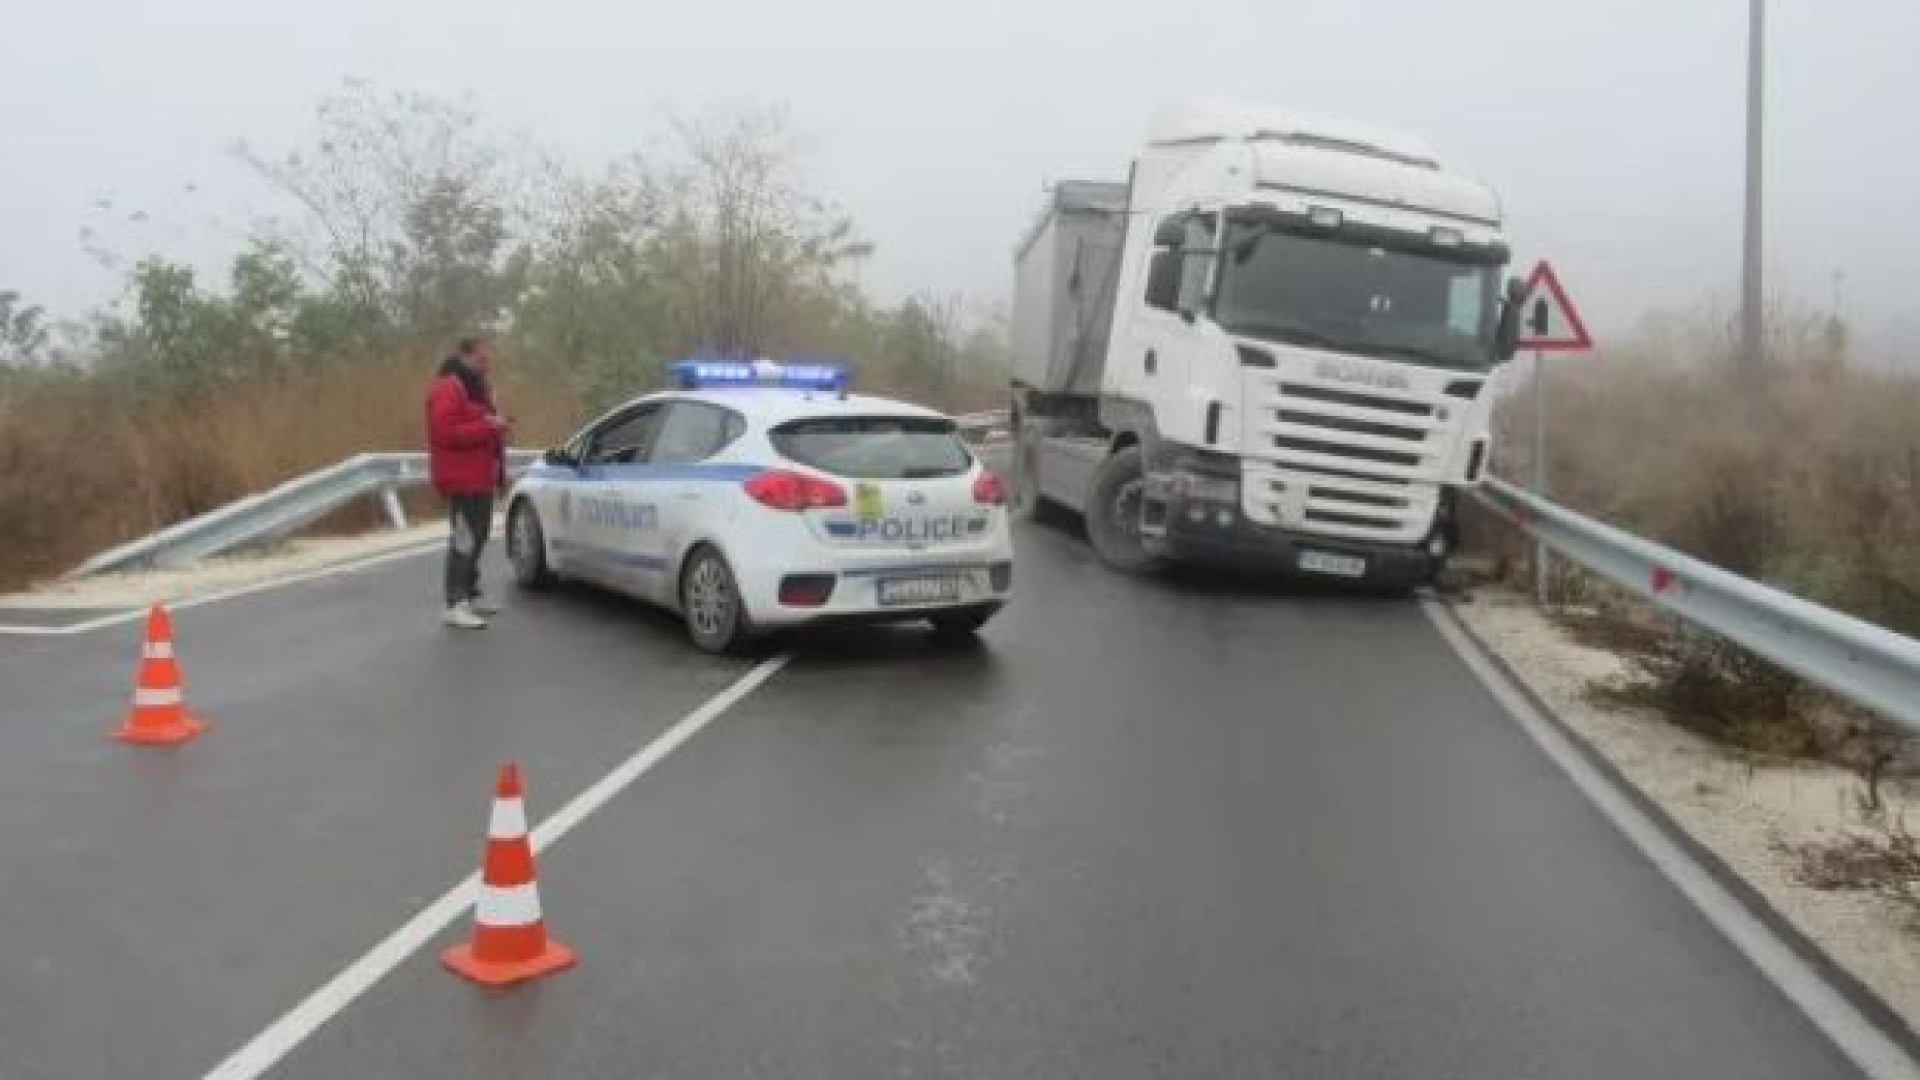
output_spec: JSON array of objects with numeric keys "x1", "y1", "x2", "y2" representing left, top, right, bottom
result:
[{"x1": 1124, "y1": 212, "x2": 1217, "y2": 437}]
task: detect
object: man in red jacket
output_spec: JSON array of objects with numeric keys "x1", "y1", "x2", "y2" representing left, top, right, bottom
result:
[{"x1": 426, "y1": 337, "x2": 511, "y2": 628}]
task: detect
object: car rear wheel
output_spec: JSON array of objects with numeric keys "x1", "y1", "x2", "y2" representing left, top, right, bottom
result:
[
  {"x1": 681, "y1": 546, "x2": 752, "y2": 655},
  {"x1": 507, "y1": 500, "x2": 553, "y2": 589},
  {"x1": 928, "y1": 603, "x2": 1000, "y2": 641}
]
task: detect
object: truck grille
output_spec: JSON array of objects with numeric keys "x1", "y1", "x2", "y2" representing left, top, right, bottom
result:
[{"x1": 1242, "y1": 375, "x2": 1450, "y2": 544}]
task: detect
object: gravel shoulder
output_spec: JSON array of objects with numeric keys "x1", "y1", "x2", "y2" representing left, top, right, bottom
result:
[{"x1": 1455, "y1": 586, "x2": 1920, "y2": 1027}]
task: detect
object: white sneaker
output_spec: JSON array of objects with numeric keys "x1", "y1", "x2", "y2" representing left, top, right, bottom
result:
[
  {"x1": 469, "y1": 597, "x2": 503, "y2": 617},
  {"x1": 442, "y1": 602, "x2": 489, "y2": 629}
]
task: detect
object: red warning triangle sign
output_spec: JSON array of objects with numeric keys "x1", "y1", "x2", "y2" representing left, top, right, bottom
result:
[{"x1": 1514, "y1": 260, "x2": 1593, "y2": 352}]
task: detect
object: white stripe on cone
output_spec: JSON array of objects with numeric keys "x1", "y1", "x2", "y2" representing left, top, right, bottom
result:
[
  {"x1": 142, "y1": 642, "x2": 175, "y2": 659},
  {"x1": 475, "y1": 880, "x2": 543, "y2": 928},
  {"x1": 134, "y1": 687, "x2": 183, "y2": 707},
  {"x1": 488, "y1": 798, "x2": 528, "y2": 839}
]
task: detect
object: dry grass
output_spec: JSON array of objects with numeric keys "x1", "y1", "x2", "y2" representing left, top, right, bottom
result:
[
  {"x1": 1475, "y1": 313, "x2": 1920, "y2": 765},
  {"x1": 0, "y1": 348, "x2": 994, "y2": 592},
  {"x1": 0, "y1": 351, "x2": 582, "y2": 592},
  {"x1": 1782, "y1": 816, "x2": 1920, "y2": 931}
]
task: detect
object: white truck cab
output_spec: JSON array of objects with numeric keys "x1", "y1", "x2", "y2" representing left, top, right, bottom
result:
[{"x1": 1012, "y1": 100, "x2": 1522, "y2": 586}]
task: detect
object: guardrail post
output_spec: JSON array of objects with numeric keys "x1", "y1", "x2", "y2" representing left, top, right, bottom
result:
[{"x1": 380, "y1": 486, "x2": 408, "y2": 532}]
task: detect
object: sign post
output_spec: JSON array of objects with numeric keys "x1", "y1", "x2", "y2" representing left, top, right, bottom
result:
[{"x1": 1513, "y1": 260, "x2": 1593, "y2": 606}]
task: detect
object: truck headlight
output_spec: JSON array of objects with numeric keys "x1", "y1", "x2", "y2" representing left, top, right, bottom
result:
[
  {"x1": 1167, "y1": 450, "x2": 1241, "y2": 505},
  {"x1": 1177, "y1": 474, "x2": 1239, "y2": 504}
]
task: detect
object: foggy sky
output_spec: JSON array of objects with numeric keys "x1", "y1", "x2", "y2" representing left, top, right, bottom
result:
[{"x1": 4, "y1": 0, "x2": 1916, "y2": 340}]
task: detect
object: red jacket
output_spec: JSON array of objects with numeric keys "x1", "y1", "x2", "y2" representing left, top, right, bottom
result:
[{"x1": 425, "y1": 372, "x2": 503, "y2": 496}]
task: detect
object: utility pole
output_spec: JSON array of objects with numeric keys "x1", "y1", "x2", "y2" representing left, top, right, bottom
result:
[{"x1": 1739, "y1": 0, "x2": 1766, "y2": 372}]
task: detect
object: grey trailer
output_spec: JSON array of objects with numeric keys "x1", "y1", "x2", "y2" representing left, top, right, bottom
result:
[{"x1": 1011, "y1": 180, "x2": 1129, "y2": 398}]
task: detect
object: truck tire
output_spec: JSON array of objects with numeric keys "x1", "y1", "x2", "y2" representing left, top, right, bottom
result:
[{"x1": 1085, "y1": 445, "x2": 1167, "y2": 575}]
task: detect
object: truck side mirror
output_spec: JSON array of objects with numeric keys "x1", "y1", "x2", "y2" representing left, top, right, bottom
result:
[
  {"x1": 1492, "y1": 276, "x2": 1526, "y2": 364},
  {"x1": 1145, "y1": 248, "x2": 1181, "y2": 311}
]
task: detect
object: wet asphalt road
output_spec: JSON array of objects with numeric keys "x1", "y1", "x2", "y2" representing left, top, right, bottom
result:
[{"x1": 0, "y1": 516, "x2": 1878, "y2": 1079}]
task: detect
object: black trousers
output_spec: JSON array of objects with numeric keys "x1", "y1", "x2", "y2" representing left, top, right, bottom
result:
[{"x1": 445, "y1": 493, "x2": 494, "y2": 607}]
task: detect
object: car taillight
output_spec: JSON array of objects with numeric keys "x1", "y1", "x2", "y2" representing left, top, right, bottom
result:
[
  {"x1": 744, "y1": 470, "x2": 848, "y2": 511},
  {"x1": 972, "y1": 471, "x2": 1007, "y2": 506}
]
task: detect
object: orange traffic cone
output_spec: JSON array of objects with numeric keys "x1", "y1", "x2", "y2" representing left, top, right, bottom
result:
[
  {"x1": 112, "y1": 604, "x2": 206, "y2": 746},
  {"x1": 443, "y1": 762, "x2": 576, "y2": 987}
]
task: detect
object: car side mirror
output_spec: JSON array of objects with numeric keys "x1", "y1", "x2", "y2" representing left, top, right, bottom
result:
[{"x1": 543, "y1": 446, "x2": 575, "y2": 468}]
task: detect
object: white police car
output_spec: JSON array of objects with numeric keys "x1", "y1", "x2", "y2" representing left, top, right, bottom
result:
[{"x1": 504, "y1": 359, "x2": 1014, "y2": 653}]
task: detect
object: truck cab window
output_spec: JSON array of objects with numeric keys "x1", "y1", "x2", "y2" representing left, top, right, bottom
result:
[
  {"x1": 1144, "y1": 213, "x2": 1217, "y2": 313},
  {"x1": 1176, "y1": 215, "x2": 1217, "y2": 314},
  {"x1": 1146, "y1": 244, "x2": 1181, "y2": 311}
]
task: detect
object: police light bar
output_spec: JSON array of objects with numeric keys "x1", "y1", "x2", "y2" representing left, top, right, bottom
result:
[{"x1": 670, "y1": 357, "x2": 848, "y2": 392}]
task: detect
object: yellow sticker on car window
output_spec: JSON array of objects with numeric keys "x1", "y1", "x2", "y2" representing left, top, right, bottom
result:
[{"x1": 854, "y1": 482, "x2": 883, "y2": 523}]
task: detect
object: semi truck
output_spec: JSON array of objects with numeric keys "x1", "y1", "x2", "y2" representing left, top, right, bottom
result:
[{"x1": 1009, "y1": 100, "x2": 1522, "y2": 587}]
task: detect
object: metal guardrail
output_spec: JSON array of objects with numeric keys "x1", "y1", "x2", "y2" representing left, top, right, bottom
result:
[
  {"x1": 73, "y1": 450, "x2": 542, "y2": 577},
  {"x1": 1474, "y1": 476, "x2": 1920, "y2": 730}
]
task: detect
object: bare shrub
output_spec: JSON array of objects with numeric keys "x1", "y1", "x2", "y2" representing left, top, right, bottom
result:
[{"x1": 1490, "y1": 307, "x2": 1920, "y2": 762}]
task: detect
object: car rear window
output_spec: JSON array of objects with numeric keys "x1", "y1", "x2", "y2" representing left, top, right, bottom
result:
[{"x1": 770, "y1": 416, "x2": 973, "y2": 479}]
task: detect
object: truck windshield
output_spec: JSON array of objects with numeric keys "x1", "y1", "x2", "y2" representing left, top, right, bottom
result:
[{"x1": 1214, "y1": 218, "x2": 1500, "y2": 372}]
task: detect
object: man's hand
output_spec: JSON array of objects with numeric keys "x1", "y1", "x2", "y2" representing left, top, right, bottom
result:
[{"x1": 488, "y1": 413, "x2": 513, "y2": 433}]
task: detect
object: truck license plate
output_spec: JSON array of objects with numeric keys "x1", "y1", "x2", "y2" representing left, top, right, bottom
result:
[
  {"x1": 879, "y1": 576, "x2": 962, "y2": 606},
  {"x1": 1298, "y1": 551, "x2": 1367, "y2": 579}
]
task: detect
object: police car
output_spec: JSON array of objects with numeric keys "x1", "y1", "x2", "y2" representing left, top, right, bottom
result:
[{"x1": 504, "y1": 359, "x2": 1015, "y2": 653}]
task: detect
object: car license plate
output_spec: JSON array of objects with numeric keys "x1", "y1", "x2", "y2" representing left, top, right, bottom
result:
[
  {"x1": 879, "y1": 576, "x2": 963, "y2": 606},
  {"x1": 1298, "y1": 550, "x2": 1367, "y2": 578}
]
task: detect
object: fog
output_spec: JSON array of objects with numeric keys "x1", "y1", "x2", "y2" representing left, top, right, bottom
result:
[{"x1": 4, "y1": 0, "x2": 1915, "y2": 339}]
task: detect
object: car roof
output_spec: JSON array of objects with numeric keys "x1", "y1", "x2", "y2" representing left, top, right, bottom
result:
[{"x1": 620, "y1": 388, "x2": 951, "y2": 426}]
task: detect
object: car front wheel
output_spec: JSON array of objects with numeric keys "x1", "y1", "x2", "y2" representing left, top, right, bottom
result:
[{"x1": 507, "y1": 500, "x2": 554, "y2": 589}]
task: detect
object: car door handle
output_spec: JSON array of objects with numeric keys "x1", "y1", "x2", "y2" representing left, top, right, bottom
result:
[
  {"x1": 1144, "y1": 349, "x2": 1157, "y2": 375},
  {"x1": 678, "y1": 492, "x2": 701, "y2": 501}
]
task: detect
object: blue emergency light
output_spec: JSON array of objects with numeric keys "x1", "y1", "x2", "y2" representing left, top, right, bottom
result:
[{"x1": 670, "y1": 356, "x2": 849, "y2": 393}]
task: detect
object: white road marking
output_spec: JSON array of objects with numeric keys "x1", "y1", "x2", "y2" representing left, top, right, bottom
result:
[
  {"x1": 1423, "y1": 599, "x2": 1920, "y2": 1080},
  {"x1": 0, "y1": 542, "x2": 442, "y2": 636},
  {"x1": 199, "y1": 653, "x2": 792, "y2": 1080}
]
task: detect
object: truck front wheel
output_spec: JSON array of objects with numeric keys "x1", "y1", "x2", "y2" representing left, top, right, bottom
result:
[{"x1": 1086, "y1": 445, "x2": 1167, "y2": 575}]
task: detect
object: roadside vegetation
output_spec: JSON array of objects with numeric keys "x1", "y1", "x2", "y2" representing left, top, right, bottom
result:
[
  {"x1": 1471, "y1": 308, "x2": 1919, "y2": 774},
  {"x1": 0, "y1": 85, "x2": 1009, "y2": 591}
]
